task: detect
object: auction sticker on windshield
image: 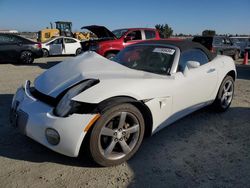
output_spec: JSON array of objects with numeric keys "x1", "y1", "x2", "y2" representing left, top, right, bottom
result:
[{"x1": 153, "y1": 48, "x2": 175, "y2": 55}]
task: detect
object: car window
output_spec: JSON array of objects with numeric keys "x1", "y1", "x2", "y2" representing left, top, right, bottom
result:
[
  {"x1": 213, "y1": 37, "x2": 223, "y2": 45},
  {"x1": 145, "y1": 30, "x2": 156, "y2": 39},
  {"x1": 64, "y1": 38, "x2": 77, "y2": 43},
  {"x1": 49, "y1": 38, "x2": 63, "y2": 45},
  {"x1": 126, "y1": 30, "x2": 142, "y2": 40},
  {"x1": 112, "y1": 29, "x2": 128, "y2": 38},
  {"x1": 0, "y1": 35, "x2": 22, "y2": 43},
  {"x1": 114, "y1": 45, "x2": 175, "y2": 75},
  {"x1": 178, "y1": 49, "x2": 209, "y2": 72}
]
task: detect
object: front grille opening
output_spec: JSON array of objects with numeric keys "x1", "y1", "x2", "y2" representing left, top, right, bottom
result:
[{"x1": 30, "y1": 87, "x2": 58, "y2": 106}]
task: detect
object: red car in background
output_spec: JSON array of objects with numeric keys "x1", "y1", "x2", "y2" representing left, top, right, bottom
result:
[{"x1": 81, "y1": 25, "x2": 161, "y2": 59}]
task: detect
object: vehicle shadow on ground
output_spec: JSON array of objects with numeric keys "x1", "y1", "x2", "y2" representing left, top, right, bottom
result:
[
  {"x1": 127, "y1": 106, "x2": 250, "y2": 187},
  {"x1": 0, "y1": 94, "x2": 98, "y2": 168},
  {"x1": 12, "y1": 61, "x2": 62, "y2": 70},
  {"x1": 1, "y1": 92, "x2": 250, "y2": 179},
  {"x1": 236, "y1": 64, "x2": 250, "y2": 80},
  {"x1": 33, "y1": 61, "x2": 61, "y2": 69}
]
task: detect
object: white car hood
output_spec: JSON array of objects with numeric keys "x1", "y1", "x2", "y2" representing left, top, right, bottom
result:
[{"x1": 34, "y1": 52, "x2": 169, "y2": 98}]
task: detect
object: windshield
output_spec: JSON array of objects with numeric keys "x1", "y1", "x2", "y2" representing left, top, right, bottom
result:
[
  {"x1": 112, "y1": 29, "x2": 128, "y2": 38},
  {"x1": 113, "y1": 45, "x2": 176, "y2": 75}
]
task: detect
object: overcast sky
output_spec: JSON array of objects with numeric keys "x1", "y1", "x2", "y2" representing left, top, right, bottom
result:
[{"x1": 0, "y1": 0, "x2": 250, "y2": 35}]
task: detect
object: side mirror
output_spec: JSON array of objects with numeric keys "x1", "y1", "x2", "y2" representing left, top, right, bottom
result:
[
  {"x1": 124, "y1": 36, "x2": 134, "y2": 42},
  {"x1": 183, "y1": 61, "x2": 200, "y2": 77},
  {"x1": 187, "y1": 61, "x2": 200, "y2": 69}
]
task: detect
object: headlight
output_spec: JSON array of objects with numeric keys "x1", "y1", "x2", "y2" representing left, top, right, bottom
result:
[{"x1": 54, "y1": 79, "x2": 99, "y2": 117}]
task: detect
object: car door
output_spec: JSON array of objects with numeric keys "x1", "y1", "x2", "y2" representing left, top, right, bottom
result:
[
  {"x1": 0, "y1": 34, "x2": 21, "y2": 62},
  {"x1": 123, "y1": 30, "x2": 143, "y2": 48},
  {"x1": 172, "y1": 49, "x2": 217, "y2": 114},
  {"x1": 64, "y1": 38, "x2": 78, "y2": 55},
  {"x1": 48, "y1": 38, "x2": 63, "y2": 55}
]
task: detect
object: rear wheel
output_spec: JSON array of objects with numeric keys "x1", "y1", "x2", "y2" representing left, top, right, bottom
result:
[
  {"x1": 211, "y1": 75, "x2": 234, "y2": 112},
  {"x1": 89, "y1": 104, "x2": 145, "y2": 166},
  {"x1": 75, "y1": 48, "x2": 82, "y2": 56},
  {"x1": 19, "y1": 51, "x2": 34, "y2": 64}
]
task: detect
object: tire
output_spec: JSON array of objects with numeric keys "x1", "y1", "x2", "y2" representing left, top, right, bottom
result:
[
  {"x1": 211, "y1": 75, "x2": 234, "y2": 112},
  {"x1": 89, "y1": 104, "x2": 145, "y2": 166},
  {"x1": 19, "y1": 51, "x2": 34, "y2": 64},
  {"x1": 233, "y1": 50, "x2": 239, "y2": 60},
  {"x1": 75, "y1": 48, "x2": 82, "y2": 56},
  {"x1": 42, "y1": 49, "x2": 49, "y2": 57},
  {"x1": 105, "y1": 52, "x2": 117, "y2": 60}
]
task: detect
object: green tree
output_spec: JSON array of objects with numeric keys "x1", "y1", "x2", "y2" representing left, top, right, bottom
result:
[
  {"x1": 155, "y1": 24, "x2": 173, "y2": 38},
  {"x1": 202, "y1": 30, "x2": 216, "y2": 36}
]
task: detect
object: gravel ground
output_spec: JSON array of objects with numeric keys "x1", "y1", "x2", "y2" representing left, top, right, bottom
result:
[{"x1": 0, "y1": 57, "x2": 250, "y2": 188}]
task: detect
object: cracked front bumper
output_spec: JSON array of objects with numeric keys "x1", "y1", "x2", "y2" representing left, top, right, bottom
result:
[{"x1": 10, "y1": 81, "x2": 98, "y2": 157}]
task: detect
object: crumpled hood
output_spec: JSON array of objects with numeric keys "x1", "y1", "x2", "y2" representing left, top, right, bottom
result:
[{"x1": 34, "y1": 52, "x2": 164, "y2": 98}]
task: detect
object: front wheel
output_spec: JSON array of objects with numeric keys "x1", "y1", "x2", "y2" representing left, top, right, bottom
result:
[
  {"x1": 105, "y1": 52, "x2": 117, "y2": 60},
  {"x1": 211, "y1": 75, "x2": 234, "y2": 112},
  {"x1": 19, "y1": 51, "x2": 34, "y2": 64},
  {"x1": 89, "y1": 104, "x2": 145, "y2": 166},
  {"x1": 42, "y1": 48, "x2": 49, "y2": 57}
]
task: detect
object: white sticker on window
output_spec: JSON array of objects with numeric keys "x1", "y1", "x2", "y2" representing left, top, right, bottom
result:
[{"x1": 153, "y1": 48, "x2": 175, "y2": 55}]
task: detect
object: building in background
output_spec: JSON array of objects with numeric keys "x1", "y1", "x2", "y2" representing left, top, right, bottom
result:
[{"x1": 0, "y1": 29, "x2": 18, "y2": 33}]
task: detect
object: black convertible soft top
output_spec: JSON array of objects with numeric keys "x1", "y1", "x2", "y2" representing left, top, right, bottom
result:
[{"x1": 135, "y1": 40, "x2": 216, "y2": 61}]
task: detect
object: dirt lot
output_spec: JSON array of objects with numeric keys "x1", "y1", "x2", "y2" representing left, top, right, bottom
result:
[{"x1": 0, "y1": 57, "x2": 250, "y2": 188}]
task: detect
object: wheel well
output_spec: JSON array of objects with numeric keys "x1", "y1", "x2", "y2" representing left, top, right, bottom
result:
[
  {"x1": 20, "y1": 50, "x2": 33, "y2": 56},
  {"x1": 132, "y1": 102, "x2": 153, "y2": 137},
  {"x1": 95, "y1": 96, "x2": 153, "y2": 137},
  {"x1": 104, "y1": 50, "x2": 120, "y2": 57},
  {"x1": 42, "y1": 48, "x2": 49, "y2": 54},
  {"x1": 78, "y1": 96, "x2": 153, "y2": 156},
  {"x1": 226, "y1": 70, "x2": 236, "y2": 80}
]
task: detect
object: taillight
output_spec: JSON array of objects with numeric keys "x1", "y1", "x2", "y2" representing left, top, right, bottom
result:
[
  {"x1": 210, "y1": 47, "x2": 215, "y2": 53},
  {"x1": 36, "y1": 43, "x2": 42, "y2": 49}
]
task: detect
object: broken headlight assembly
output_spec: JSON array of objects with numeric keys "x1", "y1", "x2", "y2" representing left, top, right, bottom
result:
[{"x1": 54, "y1": 79, "x2": 99, "y2": 117}]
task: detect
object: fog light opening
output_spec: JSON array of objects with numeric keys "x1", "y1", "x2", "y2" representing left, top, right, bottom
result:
[{"x1": 45, "y1": 128, "x2": 60, "y2": 145}]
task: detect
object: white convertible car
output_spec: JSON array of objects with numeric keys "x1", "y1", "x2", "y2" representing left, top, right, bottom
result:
[
  {"x1": 10, "y1": 40, "x2": 236, "y2": 166},
  {"x1": 41, "y1": 36, "x2": 82, "y2": 57}
]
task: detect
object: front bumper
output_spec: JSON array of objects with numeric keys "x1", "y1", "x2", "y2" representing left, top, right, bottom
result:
[{"x1": 10, "y1": 81, "x2": 98, "y2": 157}]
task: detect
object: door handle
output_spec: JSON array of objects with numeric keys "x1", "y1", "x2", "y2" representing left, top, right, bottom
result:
[{"x1": 207, "y1": 68, "x2": 216, "y2": 73}]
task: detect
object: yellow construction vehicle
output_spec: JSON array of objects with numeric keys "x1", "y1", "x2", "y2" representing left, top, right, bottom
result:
[
  {"x1": 74, "y1": 32, "x2": 90, "y2": 41},
  {"x1": 37, "y1": 21, "x2": 91, "y2": 42},
  {"x1": 37, "y1": 29, "x2": 60, "y2": 42}
]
